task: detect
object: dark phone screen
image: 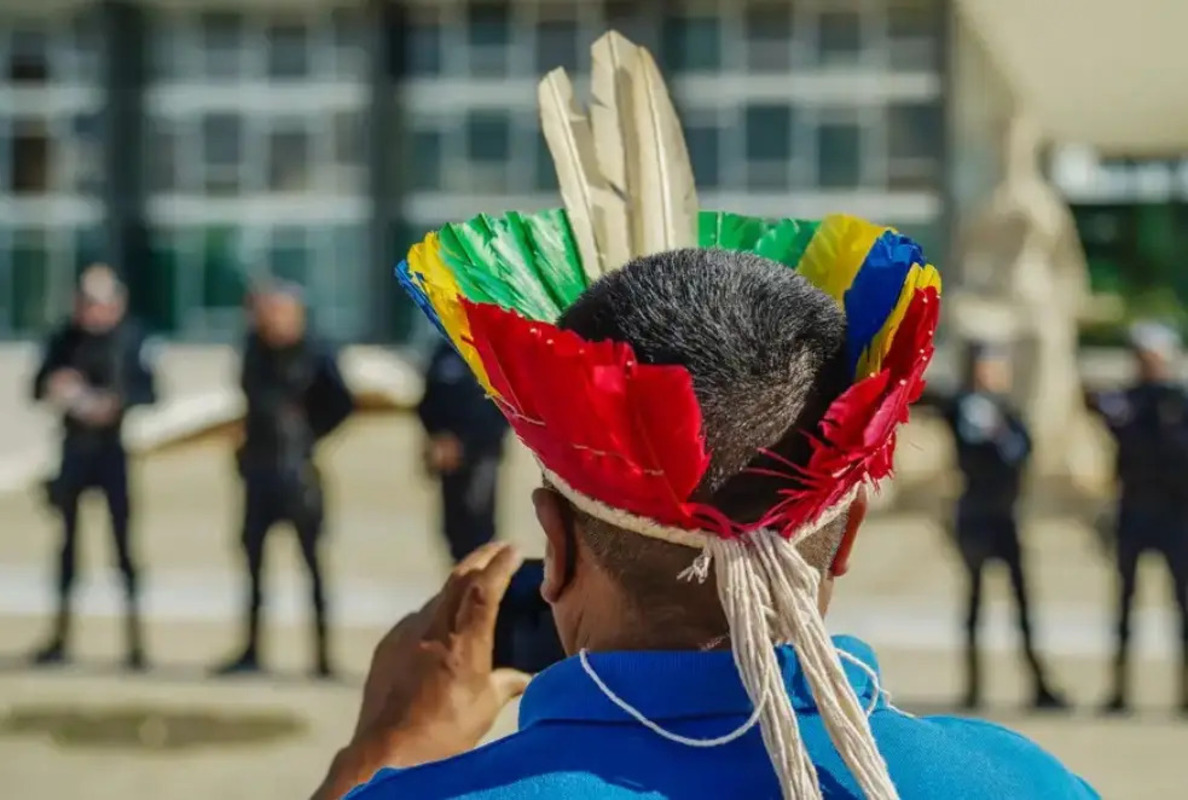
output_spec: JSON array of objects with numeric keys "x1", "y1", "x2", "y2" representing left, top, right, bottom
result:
[{"x1": 492, "y1": 559, "x2": 566, "y2": 674}]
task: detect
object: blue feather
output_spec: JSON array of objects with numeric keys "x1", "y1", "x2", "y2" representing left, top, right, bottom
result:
[
  {"x1": 842, "y1": 231, "x2": 923, "y2": 376},
  {"x1": 394, "y1": 260, "x2": 448, "y2": 339}
]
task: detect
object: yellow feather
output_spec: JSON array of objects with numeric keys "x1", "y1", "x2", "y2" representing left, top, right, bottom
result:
[
  {"x1": 797, "y1": 214, "x2": 887, "y2": 304},
  {"x1": 855, "y1": 263, "x2": 943, "y2": 377},
  {"x1": 408, "y1": 233, "x2": 495, "y2": 394}
]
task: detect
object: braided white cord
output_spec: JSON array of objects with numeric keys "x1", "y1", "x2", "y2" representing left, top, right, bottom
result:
[{"x1": 578, "y1": 649, "x2": 768, "y2": 747}]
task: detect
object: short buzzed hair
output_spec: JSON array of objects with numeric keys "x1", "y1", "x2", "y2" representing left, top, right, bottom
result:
[{"x1": 557, "y1": 248, "x2": 851, "y2": 636}]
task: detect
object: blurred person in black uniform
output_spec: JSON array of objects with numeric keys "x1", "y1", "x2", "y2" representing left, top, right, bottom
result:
[
  {"x1": 940, "y1": 342, "x2": 1067, "y2": 711},
  {"x1": 213, "y1": 284, "x2": 354, "y2": 678},
  {"x1": 29, "y1": 265, "x2": 157, "y2": 668},
  {"x1": 1087, "y1": 322, "x2": 1188, "y2": 714},
  {"x1": 417, "y1": 339, "x2": 509, "y2": 563}
]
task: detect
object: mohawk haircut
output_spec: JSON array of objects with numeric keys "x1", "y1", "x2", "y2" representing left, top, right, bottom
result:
[{"x1": 557, "y1": 248, "x2": 852, "y2": 635}]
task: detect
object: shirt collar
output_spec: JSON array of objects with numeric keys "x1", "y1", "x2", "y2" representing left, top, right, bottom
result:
[{"x1": 519, "y1": 635, "x2": 884, "y2": 728}]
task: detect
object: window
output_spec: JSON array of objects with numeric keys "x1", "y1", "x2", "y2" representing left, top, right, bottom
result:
[
  {"x1": 146, "y1": 119, "x2": 180, "y2": 193},
  {"x1": 10, "y1": 228, "x2": 51, "y2": 333},
  {"x1": 744, "y1": 2, "x2": 793, "y2": 73},
  {"x1": 685, "y1": 123, "x2": 721, "y2": 189},
  {"x1": 11, "y1": 123, "x2": 52, "y2": 195},
  {"x1": 467, "y1": 1, "x2": 512, "y2": 76},
  {"x1": 889, "y1": 0, "x2": 941, "y2": 71},
  {"x1": 535, "y1": 13, "x2": 581, "y2": 74},
  {"x1": 662, "y1": 15, "x2": 721, "y2": 72},
  {"x1": 330, "y1": 6, "x2": 366, "y2": 78},
  {"x1": 267, "y1": 22, "x2": 311, "y2": 79},
  {"x1": 68, "y1": 113, "x2": 102, "y2": 195},
  {"x1": 409, "y1": 129, "x2": 444, "y2": 190},
  {"x1": 817, "y1": 123, "x2": 862, "y2": 188},
  {"x1": 333, "y1": 110, "x2": 363, "y2": 166},
  {"x1": 467, "y1": 112, "x2": 511, "y2": 162},
  {"x1": 268, "y1": 227, "x2": 310, "y2": 286},
  {"x1": 201, "y1": 114, "x2": 243, "y2": 195},
  {"x1": 602, "y1": 0, "x2": 650, "y2": 48},
  {"x1": 816, "y1": 11, "x2": 862, "y2": 67},
  {"x1": 534, "y1": 132, "x2": 558, "y2": 191},
  {"x1": 200, "y1": 12, "x2": 245, "y2": 80},
  {"x1": 201, "y1": 226, "x2": 248, "y2": 308},
  {"x1": 268, "y1": 129, "x2": 311, "y2": 192},
  {"x1": 745, "y1": 105, "x2": 792, "y2": 162},
  {"x1": 888, "y1": 103, "x2": 943, "y2": 189},
  {"x1": 9, "y1": 28, "x2": 51, "y2": 83},
  {"x1": 405, "y1": 4, "x2": 444, "y2": 75}
]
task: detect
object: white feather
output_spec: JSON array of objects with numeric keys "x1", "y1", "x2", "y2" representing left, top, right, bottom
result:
[
  {"x1": 537, "y1": 68, "x2": 604, "y2": 282},
  {"x1": 589, "y1": 31, "x2": 639, "y2": 272}
]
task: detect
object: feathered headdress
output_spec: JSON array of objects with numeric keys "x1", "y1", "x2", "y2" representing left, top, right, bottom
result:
[{"x1": 397, "y1": 32, "x2": 939, "y2": 800}]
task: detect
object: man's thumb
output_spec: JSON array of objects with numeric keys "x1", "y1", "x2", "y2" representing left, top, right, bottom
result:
[{"x1": 491, "y1": 668, "x2": 532, "y2": 703}]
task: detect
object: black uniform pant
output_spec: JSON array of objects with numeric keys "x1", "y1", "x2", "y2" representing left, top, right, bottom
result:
[
  {"x1": 43, "y1": 440, "x2": 139, "y2": 649},
  {"x1": 1110, "y1": 505, "x2": 1188, "y2": 700},
  {"x1": 441, "y1": 455, "x2": 500, "y2": 564},
  {"x1": 955, "y1": 506, "x2": 1048, "y2": 696},
  {"x1": 238, "y1": 466, "x2": 328, "y2": 658},
  {"x1": 49, "y1": 441, "x2": 137, "y2": 600}
]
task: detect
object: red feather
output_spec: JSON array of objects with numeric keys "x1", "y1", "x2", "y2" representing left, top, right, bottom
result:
[{"x1": 462, "y1": 300, "x2": 712, "y2": 529}]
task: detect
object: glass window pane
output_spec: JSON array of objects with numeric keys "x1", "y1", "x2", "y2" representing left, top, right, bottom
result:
[
  {"x1": 818, "y1": 123, "x2": 862, "y2": 188},
  {"x1": 685, "y1": 123, "x2": 721, "y2": 189},
  {"x1": 330, "y1": 7, "x2": 366, "y2": 77},
  {"x1": 200, "y1": 11, "x2": 245, "y2": 79},
  {"x1": 409, "y1": 129, "x2": 443, "y2": 190},
  {"x1": 603, "y1": 0, "x2": 651, "y2": 48},
  {"x1": 69, "y1": 9, "x2": 103, "y2": 80},
  {"x1": 535, "y1": 16, "x2": 580, "y2": 74},
  {"x1": 406, "y1": 5, "x2": 443, "y2": 75},
  {"x1": 534, "y1": 132, "x2": 558, "y2": 191},
  {"x1": 467, "y1": 112, "x2": 511, "y2": 162},
  {"x1": 146, "y1": 119, "x2": 179, "y2": 193},
  {"x1": 268, "y1": 228, "x2": 310, "y2": 286},
  {"x1": 889, "y1": 0, "x2": 941, "y2": 71},
  {"x1": 68, "y1": 113, "x2": 103, "y2": 196},
  {"x1": 333, "y1": 110, "x2": 363, "y2": 166},
  {"x1": 468, "y1": 1, "x2": 511, "y2": 48},
  {"x1": 8, "y1": 28, "x2": 51, "y2": 83},
  {"x1": 268, "y1": 129, "x2": 311, "y2": 191},
  {"x1": 266, "y1": 22, "x2": 310, "y2": 79},
  {"x1": 147, "y1": 229, "x2": 184, "y2": 333},
  {"x1": 744, "y1": 2, "x2": 793, "y2": 73},
  {"x1": 202, "y1": 114, "x2": 243, "y2": 195},
  {"x1": 11, "y1": 121, "x2": 52, "y2": 195},
  {"x1": 889, "y1": 103, "x2": 942, "y2": 159},
  {"x1": 201, "y1": 227, "x2": 248, "y2": 308},
  {"x1": 817, "y1": 11, "x2": 862, "y2": 67},
  {"x1": 663, "y1": 16, "x2": 721, "y2": 72},
  {"x1": 745, "y1": 105, "x2": 792, "y2": 162},
  {"x1": 11, "y1": 228, "x2": 51, "y2": 333}
]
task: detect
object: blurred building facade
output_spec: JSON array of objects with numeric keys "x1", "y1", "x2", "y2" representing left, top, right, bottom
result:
[{"x1": 0, "y1": 0, "x2": 948, "y2": 343}]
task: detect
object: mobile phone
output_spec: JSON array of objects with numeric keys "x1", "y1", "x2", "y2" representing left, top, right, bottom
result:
[{"x1": 492, "y1": 558, "x2": 566, "y2": 674}]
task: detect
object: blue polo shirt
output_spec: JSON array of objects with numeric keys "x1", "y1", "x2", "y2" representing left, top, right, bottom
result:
[{"x1": 347, "y1": 637, "x2": 1098, "y2": 799}]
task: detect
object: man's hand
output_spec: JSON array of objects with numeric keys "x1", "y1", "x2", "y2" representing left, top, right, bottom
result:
[
  {"x1": 423, "y1": 433, "x2": 464, "y2": 475},
  {"x1": 46, "y1": 369, "x2": 85, "y2": 407},
  {"x1": 313, "y1": 542, "x2": 531, "y2": 799}
]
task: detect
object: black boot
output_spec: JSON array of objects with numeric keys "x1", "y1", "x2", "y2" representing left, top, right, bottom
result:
[
  {"x1": 124, "y1": 595, "x2": 147, "y2": 671},
  {"x1": 212, "y1": 603, "x2": 262, "y2": 676},
  {"x1": 30, "y1": 604, "x2": 71, "y2": 666},
  {"x1": 1031, "y1": 683, "x2": 1070, "y2": 711},
  {"x1": 959, "y1": 639, "x2": 981, "y2": 710},
  {"x1": 1101, "y1": 652, "x2": 1131, "y2": 715},
  {"x1": 1178, "y1": 654, "x2": 1188, "y2": 716},
  {"x1": 312, "y1": 611, "x2": 333, "y2": 679}
]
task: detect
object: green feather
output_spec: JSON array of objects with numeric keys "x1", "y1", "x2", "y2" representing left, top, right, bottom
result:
[
  {"x1": 697, "y1": 211, "x2": 773, "y2": 251},
  {"x1": 519, "y1": 209, "x2": 590, "y2": 311},
  {"x1": 439, "y1": 215, "x2": 562, "y2": 321},
  {"x1": 754, "y1": 218, "x2": 820, "y2": 268}
]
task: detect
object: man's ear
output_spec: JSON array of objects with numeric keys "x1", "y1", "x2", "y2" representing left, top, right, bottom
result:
[
  {"x1": 829, "y1": 487, "x2": 868, "y2": 578},
  {"x1": 533, "y1": 488, "x2": 574, "y2": 603}
]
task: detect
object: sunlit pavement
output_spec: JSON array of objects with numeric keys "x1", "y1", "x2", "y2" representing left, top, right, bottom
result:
[{"x1": 0, "y1": 417, "x2": 1184, "y2": 799}]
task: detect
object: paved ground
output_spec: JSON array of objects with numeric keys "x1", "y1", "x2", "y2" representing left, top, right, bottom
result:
[{"x1": 0, "y1": 415, "x2": 1185, "y2": 798}]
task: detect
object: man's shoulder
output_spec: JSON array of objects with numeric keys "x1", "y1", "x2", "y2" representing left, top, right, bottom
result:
[
  {"x1": 874, "y1": 711, "x2": 1098, "y2": 799},
  {"x1": 344, "y1": 727, "x2": 655, "y2": 800}
]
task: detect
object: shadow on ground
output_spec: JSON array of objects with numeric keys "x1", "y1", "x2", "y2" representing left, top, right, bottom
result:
[{"x1": 0, "y1": 703, "x2": 308, "y2": 751}]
